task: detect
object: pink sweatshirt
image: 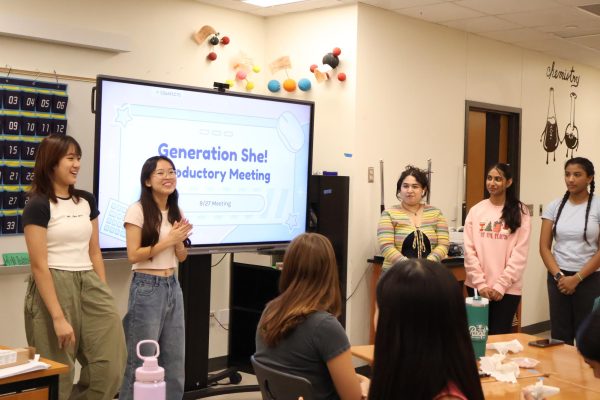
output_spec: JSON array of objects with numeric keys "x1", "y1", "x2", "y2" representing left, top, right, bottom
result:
[{"x1": 464, "y1": 199, "x2": 531, "y2": 296}]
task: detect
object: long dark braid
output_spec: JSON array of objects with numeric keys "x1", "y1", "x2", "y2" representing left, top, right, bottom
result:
[
  {"x1": 552, "y1": 191, "x2": 570, "y2": 239},
  {"x1": 584, "y1": 179, "x2": 595, "y2": 244},
  {"x1": 553, "y1": 157, "x2": 595, "y2": 244}
]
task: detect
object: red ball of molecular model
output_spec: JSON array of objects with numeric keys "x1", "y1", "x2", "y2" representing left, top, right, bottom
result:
[
  {"x1": 205, "y1": 33, "x2": 230, "y2": 61},
  {"x1": 193, "y1": 25, "x2": 230, "y2": 62}
]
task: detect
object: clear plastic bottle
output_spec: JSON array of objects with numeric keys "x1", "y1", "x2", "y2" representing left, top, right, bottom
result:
[{"x1": 134, "y1": 340, "x2": 166, "y2": 400}]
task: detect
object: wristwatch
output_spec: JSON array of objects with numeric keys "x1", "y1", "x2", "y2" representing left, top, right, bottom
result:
[{"x1": 554, "y1": 271, "x2": 565, "y2": 282}]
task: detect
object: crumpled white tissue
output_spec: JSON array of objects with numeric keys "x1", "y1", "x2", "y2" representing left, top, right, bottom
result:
[
  {"x1": 523, "y1": 379, "x2": 560, "y2": 399},
  {"x1": 510, "y1": 357, "x2": 540, "y2": 368},
  {"x1": 479, "y1": 354, "x2": 520, "y2": 383},
  {"x1": 486, "y1": 339, "x2": 523, "y2": 355}
]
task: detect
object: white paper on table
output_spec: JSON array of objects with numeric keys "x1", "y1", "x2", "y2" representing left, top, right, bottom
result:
[
  {"x1": 479, "y1": 353, "x2": 520, "y2": 383},
  {"x1": 486, "y1": 339, "x2": 523, "y2": 355},
  {"x1": 0, "y1": 357, "x2": 50, "y2": 379},
  {"x1": 523, "y1": 379, "x2": 560, "y2": 399}
]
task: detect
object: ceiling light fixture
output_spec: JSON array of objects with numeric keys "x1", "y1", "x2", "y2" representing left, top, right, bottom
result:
[{"x1": 242, "y1": 0, "x2": 305, "y2": 7}]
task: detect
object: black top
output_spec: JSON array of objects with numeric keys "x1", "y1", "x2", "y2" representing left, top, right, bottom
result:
[{"x1": 401, "y1": 230, "x2": 432, "y2": 258}]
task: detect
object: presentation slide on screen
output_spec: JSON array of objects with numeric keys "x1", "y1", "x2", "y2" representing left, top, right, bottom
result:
[{"x1": 96, "y1": 80, "x2": 312, "y2": 250}]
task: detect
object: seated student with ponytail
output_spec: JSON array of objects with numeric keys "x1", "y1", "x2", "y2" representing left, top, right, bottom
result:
[{"x1": 540, "y1": 157, "x2": 600, "y2": 344}]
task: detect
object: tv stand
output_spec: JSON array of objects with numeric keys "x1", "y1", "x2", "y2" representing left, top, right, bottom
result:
[
  {"x1": 179, "y1": 254, "x2": 259, "y2": 399},
  {"x1": 229, "y1": 261, "x2": 281, "y2": 372}
]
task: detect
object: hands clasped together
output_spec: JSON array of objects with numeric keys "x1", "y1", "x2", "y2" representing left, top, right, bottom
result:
[
  {"x1": 169, "y1": 218, "x2": 193, "y2": 246},
  {"x1": 478, "y1": 287, "x2": 504, "y2": 302},
  {"x1": 557, "y1": 275, "x2": 579, "y2": 296}
]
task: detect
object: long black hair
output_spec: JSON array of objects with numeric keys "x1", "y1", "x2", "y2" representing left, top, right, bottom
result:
[
  {"x1": 139, "y1": 156, "x2": 190, "y2": 248},
  {"x1": 487, "y1": 163, "x2": 526, "y2": 232},
  {"x1": 552, "y1": 157, "x2": 595, "y2": 244},
  {"x1": 369, "y1": 259, "x2": 484, "y2": 400}
]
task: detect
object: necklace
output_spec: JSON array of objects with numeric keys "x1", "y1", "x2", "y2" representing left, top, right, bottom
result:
[{"x1": 401, "y1": 203, "x2": 421, "y2": 216}]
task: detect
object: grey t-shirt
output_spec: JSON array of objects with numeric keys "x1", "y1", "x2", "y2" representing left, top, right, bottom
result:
[
  {"x1": 254, "y1": 311, "x2": 350, "y2": 400},
  {"x1": 542, "y1": 196, "x2": 600, "y2": 272}
]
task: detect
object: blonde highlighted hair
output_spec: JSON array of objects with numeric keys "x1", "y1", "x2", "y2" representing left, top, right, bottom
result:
[{"x1": 258, "y1": 233, "x2": 341, "y2": 346}]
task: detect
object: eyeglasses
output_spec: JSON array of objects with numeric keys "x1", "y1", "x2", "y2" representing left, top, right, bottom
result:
[{"x1": 153, "y1": 169, "x2": 177, "y2": 178}]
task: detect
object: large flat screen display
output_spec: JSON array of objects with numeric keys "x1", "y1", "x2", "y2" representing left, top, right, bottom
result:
[{"x1": 93, "y1": 75, "x2": 313, "y2": 255}]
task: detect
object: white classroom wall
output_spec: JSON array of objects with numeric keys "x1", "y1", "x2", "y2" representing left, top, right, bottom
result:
[
  {"x1": 353, "y1": 4, "x2": 600, "y2": 332},
  {"x1": 0, "y1": 0, "x2": 266, "y2": 356},
  {"x1": 2, "y1": 0, "x2": 600, "y2": 357}
]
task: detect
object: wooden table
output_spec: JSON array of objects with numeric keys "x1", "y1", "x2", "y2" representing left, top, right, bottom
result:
[
  {"x1": 351, "y1": 333, "x2": 600, "y2": 399},
  {"x1": 0, "y1": 349, "x2": 68, "y2": 400}
]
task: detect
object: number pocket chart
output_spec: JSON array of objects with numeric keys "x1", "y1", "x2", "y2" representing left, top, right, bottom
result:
[{"x1": 0, "y1": 77, "x2": 68, "y2": 235}]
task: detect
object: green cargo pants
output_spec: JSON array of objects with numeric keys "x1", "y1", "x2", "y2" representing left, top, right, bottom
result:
[{"x1": 24, "y1": 269, "x2": 127, "y2": 400}]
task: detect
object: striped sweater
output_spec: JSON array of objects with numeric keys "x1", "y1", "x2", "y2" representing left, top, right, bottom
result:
[{"x1": 377, "y1": 204, "x2": 449, "y2": 269}]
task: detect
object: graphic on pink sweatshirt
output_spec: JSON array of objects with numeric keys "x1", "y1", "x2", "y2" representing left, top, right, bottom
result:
[
  {"x1": 464, "y1": 199, "x2": 531, "y2": 296},
  {"x1": 479, "y1": 219, "x2": 510, "y2": 238}
]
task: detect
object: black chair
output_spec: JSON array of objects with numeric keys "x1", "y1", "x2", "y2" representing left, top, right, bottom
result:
[{"x1": 250, "y1": 355, "x2": 315, "y2": 400}]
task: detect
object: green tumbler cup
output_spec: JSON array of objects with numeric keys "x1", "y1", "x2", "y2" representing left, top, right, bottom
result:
[{"x1": 466, "y1": 296, "x2": 489, "y2": 360}]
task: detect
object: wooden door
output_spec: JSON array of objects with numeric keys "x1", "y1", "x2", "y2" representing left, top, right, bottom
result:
[{"x1": 466, "y1": 110, "x2": 486, "y2": 213}]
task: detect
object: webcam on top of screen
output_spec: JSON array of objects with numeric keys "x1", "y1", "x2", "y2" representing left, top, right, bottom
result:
[{"x1": 213, "y1": 81, "x2": 229, "y2": 93}]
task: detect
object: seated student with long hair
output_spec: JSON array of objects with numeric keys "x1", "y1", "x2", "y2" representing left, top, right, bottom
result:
[
  {"x1": 254, "y1": 233, "x2": 369, "y2": 400},
  {"x1": 369, "y1": 259, "x2": 484, "y2": 400}
]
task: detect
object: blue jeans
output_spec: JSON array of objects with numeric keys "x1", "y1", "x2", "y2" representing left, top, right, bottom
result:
[{"x1": 119, "y1": 273, "x2": 185, "y2": 400}]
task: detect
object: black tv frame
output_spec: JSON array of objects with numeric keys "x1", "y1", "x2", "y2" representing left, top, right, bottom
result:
[{"x1": 92, "y1": 75, "x2": 314, "y2": 258}]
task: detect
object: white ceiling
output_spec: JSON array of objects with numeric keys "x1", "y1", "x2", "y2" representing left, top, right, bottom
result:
[{"x1": 195, "y1": 0, "x2": 600, "y2": 69}]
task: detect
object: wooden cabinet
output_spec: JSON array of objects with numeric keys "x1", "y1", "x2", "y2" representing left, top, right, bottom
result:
[
  {"x1": 0, "y1": 348, "x2": 67, "y2": 400},
  {"x1": 1, "y1": 388, "x2": 49, "y2": 399}
]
